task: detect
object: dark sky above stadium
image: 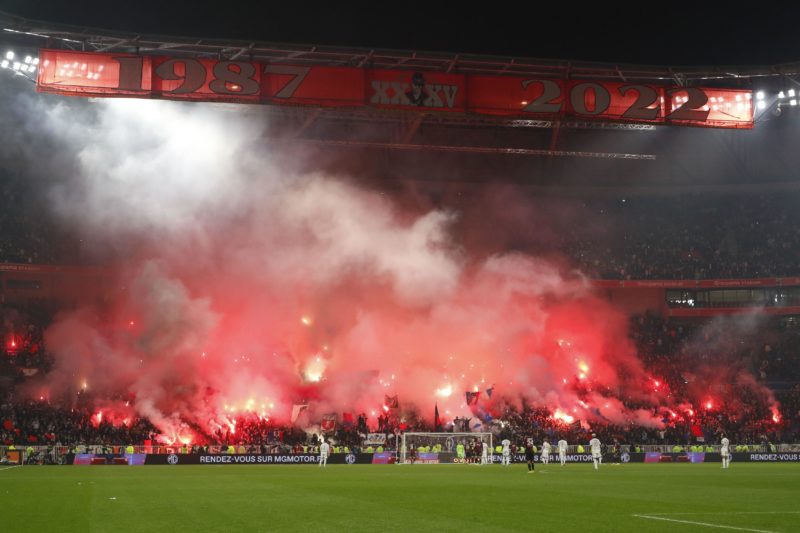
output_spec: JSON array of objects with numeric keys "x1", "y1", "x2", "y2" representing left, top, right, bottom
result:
[{"x1": 4, "y1": 0, "x2": 800, "y2": 66}]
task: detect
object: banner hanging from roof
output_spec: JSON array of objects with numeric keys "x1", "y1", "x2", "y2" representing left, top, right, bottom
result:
[{"x1": 36, "y1": 49, "x2": 753, "y2": 128}]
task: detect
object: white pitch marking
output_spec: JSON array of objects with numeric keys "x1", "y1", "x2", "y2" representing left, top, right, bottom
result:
[
  {"x1": 640, "y1": 512, "x2": 800, "y2": 516},
  {"x1": 0, "y1": 465, "x2": 21, "y2": 471},
  {"x1": 632, "y1": 514, "x2": 779, "y2": 533}
]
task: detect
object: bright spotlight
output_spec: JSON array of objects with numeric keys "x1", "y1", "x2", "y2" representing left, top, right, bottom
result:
[
  {"x1": 755, "y1": 91, "x2": 765, "y2": 100},
  {"x1": 12, "y1": 62, "x2": 20, "y2": 71},
  {"x1": 24, "y1": 56, "x2": 31, "y2": 64},
  {"x1": 789, "y1": 89, "x2": 796, "y2": 98},
  {"x1": 791, "y1": 99, "x2": 798, "y2": 106},
  {"x1": 778, "y1": 91, "x2": 785, "y2": 99},
  {"x1": 4, "y1": 51, "x2": 13, "y2": 60},
  {"x1": 0, "y1": 60, "x2": 7, "y2": 69},
  {"x1": 32, "y1": 57, "x2": 39, "y2": 65},
  {"x1": 757, "y1": 101, "x2": 766, "y2": 110}
]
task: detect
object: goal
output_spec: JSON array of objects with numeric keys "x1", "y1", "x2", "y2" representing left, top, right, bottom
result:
[{"x1": 400, "y1": 432, "x2": 493, "y2": 464}]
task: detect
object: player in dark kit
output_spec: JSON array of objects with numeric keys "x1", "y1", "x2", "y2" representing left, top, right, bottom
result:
[{"x1": 525, "y1": 443, "x2": 535, "y2": 473}]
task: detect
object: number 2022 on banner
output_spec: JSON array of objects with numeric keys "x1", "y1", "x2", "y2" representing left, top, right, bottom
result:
[{"x1": 520, "y1": 79, "x2": 710, "y2": 122}]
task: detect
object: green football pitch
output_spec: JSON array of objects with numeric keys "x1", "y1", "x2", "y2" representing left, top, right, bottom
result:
[{"x1": 3, "y1": 463, "x2": 799, "y2": 532}]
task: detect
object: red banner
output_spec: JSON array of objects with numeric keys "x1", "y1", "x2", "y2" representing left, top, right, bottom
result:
[{"x1": 37, "y1": 49, "x2": 753, "y2": 128}]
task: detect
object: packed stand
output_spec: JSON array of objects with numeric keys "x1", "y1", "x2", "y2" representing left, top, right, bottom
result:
[{"x1": 564, "y1": 192, "x2": 800, "y2": 280}]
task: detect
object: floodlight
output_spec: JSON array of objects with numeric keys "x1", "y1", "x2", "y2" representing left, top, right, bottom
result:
[
  {"x1": 789, "y1": 89, "x2": 796, "y2": 97},
  {"x1": 791, "y1": 99, "x2": 797, "y2": 106},
  {"x1": 778, "y1": 91, "x2": 786, "y2": 99},
  {"x1": 5, "y1": 51, "x2": 13, "y2": 60},
  {"x1": 757, "y1": 101, "x2": 766, "y2": 110},
  {"x1": 755, "y1": 91, "x2": 765, "y2": 100},
  {"x1": 24, "y1": 56, "x2": 31, "y2": 64},
  {"x1": 0, "y1": 60, "x2": 7, "y2": 69}
]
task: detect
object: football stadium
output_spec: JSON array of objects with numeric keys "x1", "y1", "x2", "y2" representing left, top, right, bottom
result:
[{"x1": 1, "y1": 5, "x2": 800, "y2": 533}]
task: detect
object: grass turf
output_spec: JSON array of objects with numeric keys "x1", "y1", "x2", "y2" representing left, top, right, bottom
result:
[{"x1": 2, "y1": 462, "x2": 799, "y2": 532}]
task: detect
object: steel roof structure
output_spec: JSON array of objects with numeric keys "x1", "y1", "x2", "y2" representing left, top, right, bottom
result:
[{"x1": 0, "y1": 9, "x2": 795, "y2": 165}]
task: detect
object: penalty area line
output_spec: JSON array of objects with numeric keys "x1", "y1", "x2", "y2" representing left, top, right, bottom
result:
[
  {"x1": 0, "y1": 465, "x2": 22, "y2": 471},
  {"x1": 632, "y1": 514, "x2": 779, "y2": 533}
]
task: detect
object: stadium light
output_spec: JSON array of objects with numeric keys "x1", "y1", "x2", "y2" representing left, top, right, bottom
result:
[
  {"x1": 757, "y1": 100, "x2": 767, "y2": 110},
  {"x1": 789, "y1": 89, "x2": 796, "y2": 98},
  {"x1": 756, "y1": 91, "x2": 765, "y2": 101},
  {"x1": 791, "y1": 99, "x2": 798, "y2": 106},
  {"x1": 778, "y1": 91, "x2": 786, "y2": 99},
  {"x1": 0, "y1": 49, "x2": 38, "y2": 83}
]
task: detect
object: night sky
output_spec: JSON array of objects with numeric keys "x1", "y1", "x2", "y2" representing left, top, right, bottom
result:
[{"x1": 4, "y1": 0, "x2": 800, "y2": 66}]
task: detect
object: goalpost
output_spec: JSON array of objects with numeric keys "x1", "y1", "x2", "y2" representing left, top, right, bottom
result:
[{"x1": 400, "y1": 432, "x2": 493, "y2": 464}]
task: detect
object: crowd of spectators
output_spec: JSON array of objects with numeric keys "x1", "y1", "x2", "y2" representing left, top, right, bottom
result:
[
  {"x1": 2, "y1": 306, "x2": 800, "y2": 449},
  {"x1": 0, "y1": 399, "x2": 157, "y2": 447},
  {"x1": 562, "y1": 193, "x2": 800, "y2": 280},
  {"x1": 2, "y1": 185, "x2": 800, "y2": 282},
  {"x1": 0, "y1": 178, "x2": 71, "y2": 265},
  {"x1": 1, "y1": 261, "x2": 800, "y2": 451},
  {"x1": 0, "y1": 304, "x2": 54, "y2": 382}
]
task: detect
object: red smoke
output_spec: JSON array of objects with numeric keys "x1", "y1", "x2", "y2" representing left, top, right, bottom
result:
[{"x1": 27, "y1": 99, "x2": 779, "y2": 440}]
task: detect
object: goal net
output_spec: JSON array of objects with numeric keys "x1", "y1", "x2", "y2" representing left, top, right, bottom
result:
[{"x1": 400, "y1": 432, "x2": 493, "y2": 464}]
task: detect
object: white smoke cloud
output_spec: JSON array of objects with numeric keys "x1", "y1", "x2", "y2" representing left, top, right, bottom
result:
[{"x1": 21, "y1": 95, "x2": 664, "y2": 438}]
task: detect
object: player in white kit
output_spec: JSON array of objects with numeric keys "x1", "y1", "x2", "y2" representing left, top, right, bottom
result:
[
  {"x1": 481, "y1": 441, "x2": 489, "y2": 465},
  {"x1": 541, "y1": 440, "x2": 551, "y2": 465},
  {"x1": 589, "y1": 433, "x2": 602, "y2": 470},
  {"x1": 501, "y1": 438, "x2": 511, "y2": 466},
  {"x1": 558, "y1": 438, "x2": 568, "y2": 466},
  {"x1": 319, "y1": 438, "x2": 329, "y2": 468},
  {"x1": 720, "y1": 436, "x2": 731, "y2": 469}
]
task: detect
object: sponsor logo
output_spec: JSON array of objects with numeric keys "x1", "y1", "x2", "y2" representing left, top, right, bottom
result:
[
  {"x1": 749, "y1": 453, "x2": 800, "y2": 462},
  {"x1": 621, "y1": 452, "x2": 630, "y2": 463},
  {"x1": 167, "y1": 454, "x2": 179, "y2": 465},
  {"x1": 345, "y1": 454, "x2": 357, "y2": 465}
]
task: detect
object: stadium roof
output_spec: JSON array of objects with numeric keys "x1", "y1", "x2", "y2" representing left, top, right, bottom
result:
[
  {"x1": 3, "y1": 7, "x2": 800, "y2": 186},
  {"x1": 2, "y1": 9, "x2": 800, "y2": 87}
]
